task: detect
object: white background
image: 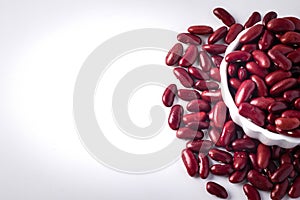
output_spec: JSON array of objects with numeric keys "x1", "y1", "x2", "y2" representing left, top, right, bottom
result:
[{"x1": 1, "y1": 0, "x2": 299, "y2": 199}]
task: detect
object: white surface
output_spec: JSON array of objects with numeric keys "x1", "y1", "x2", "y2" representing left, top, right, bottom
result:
[{"x1": 1, "y1": 1, "x2": 299, "y2": 199}]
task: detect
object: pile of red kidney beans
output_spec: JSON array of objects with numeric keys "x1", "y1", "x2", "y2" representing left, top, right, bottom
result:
[{"x1": 163, "y1": 8, "x2": 300, "y2": 199}]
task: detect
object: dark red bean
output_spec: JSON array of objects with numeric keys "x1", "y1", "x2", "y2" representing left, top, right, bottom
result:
[
  {"x1": 173, "y1": 67, "x2": 194, "y2": 88},
  {"x1": 213, "y1": 7, "x2": 235, "y2": 26},
  {"x1": 280, "y1": 31, "x2": 300, "y2": 46},
  {"x1": 176, "y1": 127, "x2": 204, "y2": 140},
  {"x1": 208, "y1": 128, "x2": 222, "y2": 145},
  {"x1": 232, "y1": 138, "x2": 256, "y2": 152},
  {"x1": 245, "y1": 61, "x2": 268, "y2": 78},
  {"x1": 238, "y1": 67, "x2": 248, "y2": 81},
  {"x1": 177, "y1": 33, "x2": 202, "y2": 45},
  {"x1": 295, "y1": 98, "x2": 300, "y2": 110},
  {"x1": 244, "y1": 11, "x2": 261, "y2": 28},
  {"x1": 287, "y1": 50, "x2": 300, "y2": 64},
  {"x1": 271, "y1": 44, "x2": 294, "y2": 54},
  {"x1": 267, "y1": 18, "x2": 295, "y2": 32},
  {"x1": 186, "y1": 140, "x2": 214, "y2": 153},
  {"x1": 238, "y1": 103, "x2": 266, "y2": 127},
  {"x1": 225, "y1": 23, "x2": 244, "y2": 44},
  {"x1": 181, "y1": 149, "x2": 198, "y2": 177},
  {"x1": 262, "y1": 11, "x2": 277, "y2": 26},
  {"x1": 202, "y1": 44, "x2": 227, "y2": 54},
  {"x1": 240, "y1": 24, "x2": 264, "y2": 44},
  {"x1": 229, "y1": 165, "x2": 249, "y2": 183},
  {"x1": 265, "y1": 70, "x2": 292, "y2": 86},
  {"x1": 211, "y1": 55, "x2": 223, "y2": 68},
  {"x1": 199, "y1": 50, "x2": 213, "y2": 72},
  {"x1": 258, "y1": 30, "x2": 275, "y2": 50},
  {"x1": 168, "y1": 105, "x2": 183, "y2": 130},
  {"x1": 229, "y1": 78, "x2": 242, "y2": 90},
  {"x1": 267, "y1": 113, "x2": 280, "y2": 125},
  {"x1": 257, "y1": 143, "x2": 271, "y2": 169},
  {"x1": 271, "y1": 146, "x2": 282, "y2": 160},
  {"x1": 213, "y1": 101, "x2": 227, "y2": 129},
  {"x1": 289, "y1": 176, "x2": 300, "y2": 198},
  {"x1": 162, "y1": 84, "x2": 177, "y2": 107},
  {"x1": 179, "y1": 45, "x2": 198, "y2": 67},
  {"x1": 250, "y1": 97, "x2": 275, "y2": 110},
  {"x1": 241, "y1": 43, "x2": 257, "y2": 53},
  {"x1": 268, "y1": 101, "x2": 288, "y2": 113},
  {"x1": 182, "y1": 112, "x2": 207, "y2": 124},
  {"x1": 249, "y1": 153, "x2": 261, "y2": 172},
  {"x1": 270, "y1": 163, "x2": 293, "y2": 183},
  {"x1": 243, "y1": 183, "x2": 261, "y2": 200},
  {"x1": 227, "y1": 63, "x2": 238, "y2": 77},
  {"x1": 206, "y1": 181, "x2": 228, "y2": 199},
  {"x1": 284, "y1": 16, "x2": 300, "y2": 31},
  {"x1": 187, "y1": 66, "x2": 210, "y2": 80},
  {"x1": 188, "y1": 25, "x2": 213, "y2": 35},
  {"x1": 268, "y1": 49, "x2": 292, "y2": 71},
  {"x1": 250, "y1": 75, "x2": 268, "y2": 97},
  {"x1": 166, "y1": 43, "x2": 183, "y2": 66},
  {"x1": 194, "y1": 80, "x2": 219, "y2": 91},
  {"x1": 282, "y1": 110, "x2": 300, "y2": 120},
  {"x1": 208, "y1": 148, "x2": 233, "y2": 164},
  {"x1": 201, "y1": 89, "x2": 222, "y2": 102},
  {"x1": 186, "y1": 99, "x2": 211, "y2": 112},
  {"x1": 270, "y1": 78, "x2": 297, "y2": 96},
  {"x1": 233, "y1": 151, "x2": 248, "y2": 170},
  {"x1": 252, "y1": 50, "x2": 271, "y2": 68},
  {"x1": 275, "y1": 117, "x2": 300, "y2": 131},
  {"x1": 219, "y1": 120, "x2": 236, "y2": 147},
  {"x1": 235, "y1": 79, "x2": 256, "y2": 107},
  {"x1": 279, "y1": 128, "x2": 300, "y2": 138},
  {"x1": 280, "y1": 152, "x2": 292, "y2": 164},
  {"x1": 271, "y1": 179, "x2": 289, "y2": 200},
  {"x1": 198, "y1": 153, "x2": 209, "y2": 179},
  {"x1": 177, "y1": 89, "x2": 201, "y2": 101},
  {"x1": 210, "y1": 164, "x2": 233, "y2": 176},
  {"x1": 283, "y1": 89, "x2": 300, "y2": 102},
  {"x1": 225, "y1": 51, "x2": 251, "y2": 63},
  {"x1": 208, "y1": 26, "x2": 227, "y2": 44},
  {"x1": 247, "y1": 169, "x2": 273, "y2": 191},
  {"x1": 209, "y1": 68, "x2": 221, "y2": 82},
  {"x1": 186, "y1": 121, "x2": 210, "y2": 130}
]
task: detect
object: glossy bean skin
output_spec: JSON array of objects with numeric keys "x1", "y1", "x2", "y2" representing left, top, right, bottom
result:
[
  {"x1": 188, "y1": 66, "x2": 210, "y2": 80},
  {"x1": 210, "y1": 68, "x2": 221, "y2": 82},
  {"x1": 177, "y1": 33, "x2": 202, "y2": 45},
  {"x1": 258, "y1": 30, "x2": 275, "y2": 50},
  {"x1": 219, "y1": 120, "x2": 236, "y2": 147},
  {"x1": 201, "y1": 89, "x2": 222, "y2": 103},
  {"x1": 249, "y1": 153, "x2": 261, "y2": 172},
  {"x1": 233, "y1": 151, "x2": 248, "y2": 170},
  {"x1": 247, "y1": 169, "x2": 273, "y2": 191},
  {"x1": 235, "y1": 80, "x2": 256, "y2": 107},
  {"x1": 267, "y1": 18, "x2": 295, "y2": 32},
  {"x1": 271, "y1": 44, "x2": 294, "y2": 54},
  {"x1": 241, "y1": 43, "x2": 257, "y2": 53},
  {"x1": 177, "y1": 89, "x2": 201, "y2": 101},
  {"x1": 208, "y1": 148, "x2": 233, "y2": 164},
  {"x1": 268, "y1": 101, "x2": 288, "y2": 113},
  {"x1": 208, "y1": 26, "x2": 227, "y2": 44},
  {"x1": 168, "y1": 105, "x2": 183, "y2": 130},
  {"x1": 251, "y1": 75, "x2": 268, "y2": 97},
  {"x1": 238, "y1": 103, "x2": 266, "y2": 127},
  {"x1": 268, "y1": 49, "x2": 292, "y2": 71},
  {"x1": 212, "y1": 55, "x2": 223, "y2": 67},
  {"x1": 232, "y1": 138, "x2": 256, "y2": 152},
  {"x1": 208, "y1": 128, "x2": 222, "y2": 146},
  {"x1": 229, "y1": 78, "x2": 242, "y2": 90},
  {"x1": 244, "y1": 11, "x2": 261, "y2": 28},
  {"x1": 229, "y1": 165, "x2": 249, "y2": 183},
  {"x1": 283, "y1": 89, "x2": 300, "y2": 102},
  {"x1": 287, "y1": 50, "x2": 300, "y2": 64},
  {"x1": 243, "y1": 183, "x2": 261, "y2": 200},
  {"x1": 186, "y1": 140, "x2": 214, "y2": 153},
  {"x1": 271, "y1": 179, "x2": 289, "y2": 200},
  {"x1": 282, "y1": 110, "x2": 300, "y2": 120},
  {"x1": 275, "y1": 117, "x2": 300, "y2": 131},
  {"x1": 194, "y1": 80, "x2": 219, "y2": 91},
  {"x1": 213, "y1": 7, "x2": 235, "y2": 26},
  {"x1": 225, "y1": 23, "x2": 244, "y2": 44},
  {"x1": 182, "y1": 112, "x2": 207, "y2": 124},
  {"x1": 227, "y1": 63, "x2": 238, "y2": 77},
  {"x1": 188, "y1": 25, "x2": 213, "y2": 35},
  {"x1": 250, "y1": 97, "x2": 275, "y2": 110},
  {"x1": 245, "y1": 61, "x2": 268, "y2": 78},
  {"x1": 179, "y1": 45, "x2": 198, "y2": 67},
  {"x1": 181, "y1": 149, "x2": 198, "y2": 177},
  {"x1": 265, "y1": 70, "x2": 292, "y2": 86},
  {"x1": 252, "y1": 50, "x2": 270, "y2": 68},
  {"x1": 202, "y1": 44, "x2": 227, "y2": 54},
  {"x1": 186, "y1": 121, "x2": 210, "y2": 130},
  {"x1": 240, "y1": 24, "x2": 264, "y2": 44},
  {"x1": 199, "y1": 51, "x2": 213, "y2": 72},
  {"x1": 262, "y1": 11, "x2": 277, "y2": 25},
  {"x1": 270, "y1": 78, "x2": 297, "y2": 96},
  {"x1": 257, "y1": 143, "x2": 271, "y2": 169},
  {"x1": 162, "y1": 84, "x2": 177, "y2": 107},
  {"x1": 284, "y1": 16, "x2": 300, "y2": 31},
  {"x1": 267, "y1": 113, "x2": 280, "y2": 125},
  {"x1": 166, "y1": 43, "x2": 183, "y2": 66},
  {"x1": 295, "y1": 98, "x2": 300, "y2": 110},
  {"x1": 176, "y1": 127, "x2": 204, "y2": 140},
  {"x1": 206, "y1": 181, "x2": 228, "y2": 199},
  {"x1": 238, "y1": 67, "x2": 248, "y2": 81},
  {"x1": 213, "y1": 101, "x2": 227, "y2": 129},
  {"x1": 270, "y1": 163, "x2": 293, "y2": 183},
  {"x1": 289, "y1": 176, "x2": 300, "y2": 198},
  {"x1": 198, "y1": 153, "x2": 209, "y2": 179},
  {"x1": 173, "y1": 68, "x2": 194, "y2": 88},
  {"x1": 210, "y1": 164, "x2": 233, "y2": 175},
  {"x1": 280, "y1": 31, "x2": 300, "y2": 46},
  {"x1": 225, "y1": 51, "x2": 251, "y2": 63},
  {"x1": 186, "y1": 99, "x2": 211, "y2": 112}
]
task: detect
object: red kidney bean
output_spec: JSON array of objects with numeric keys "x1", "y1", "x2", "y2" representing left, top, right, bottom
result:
[
  {"x1": 201, "y1": 89, "x2": 222, "y2": 102},
  {"x1": 258, "y1": 30, "x2": 275, "y2": 50},
  {"x1": 293, "y1": 159, "x2": 300, "y2": 172},
  {"x1": 271, "y1": 146, "x2": 282, "y2": 160},
  {"x1": 252, "y1": 50, "x2": 270, "y2": 68},
  {"x1": 219, "y1": 120, "x2": 236, "y2": 147},
  {"x1": 179, "y1": 45, "x2": 198, "y2": 67},
  {"x1": 245, "y1": 61, "x2": 268, "y2": 78},
  {"x1": 250, "y1": 75, "x2": 268, "y2": 97},
  {"x1": 282, "y1": 110, "x2": 300, "y2": 120},
  {"x1": 238, "y1": 67, "x2": 248, "y2": 81},
  {"x1": 186, "y1": 121, "x2": 210, "y2": 130},
  {"x1": 283, "y1": 89, "x2": 300, "y2": 102},
  {"x1": 165, "y1": 43, "x2": 183, "y2": 66},
  {"x1": 177, "y1": 33, "x2": 202, "y2": 45},
  {"x1": 213, "y1": 7, "x2": 235, "y2": 27},
  {"x1": 198, "y1": 153, "x2": 209, "y2": 179},
  {"x1": 250, "y1": 97, "x2": 275, "y2": 110},
  {"x1": 229, "y1": 165, "x2": 249, "y2": 183},
  {"x1": 213, "y1": 101, "x2": 227, "y2": 129},
  {"x1": 241, "y1": 43, "x2": 257, "y2": 53},
  {"x1": 173, "y1": 68, "x2": 194, "y2": 88},
  {"x1": 257, "y1": 143, "x2": 271, "y2": 169},
  {"x1": 186, "y1": 99, "x2": 211, "y2": 112},
  {"x1": 187, "y1": 66, "x2": 210, "y2": 80},
  {"x1": 247, "y1": 169, "x2": 273, "y2": 191},
  {"x1": 235, "y1": 79, "x2": 256, "y2": 106},
  {"x1": 229, "y1": 78, "x2": 242, "y2": 90},
  {"x1": 176, "y1": 127, "x2": 204, "y2": 140},
  {"x1": 181, "y1": 148, "x2": 198, "y2": 177},
  {"x1": 284, "y1": 16, "x2": 300, "y2": 31},
  {"x1": 211, "y1": 55, "x2": 223, "y2": 68},
  {"x1": 266, "y1": 124, "x2": 277, "y2": 132},
  {"x1": 268, "y1": 101, "x2": 288, "y2": 113},
  {"x1": 194, "y1": 80, "x2": 219, "y2": 91},
  {"x1": 168, "y1": 105, "x2": 183, "y2": 130},
  {"x1": 240, "y1": 24, "x2": 264, "y2": 44},
  {"x1": 209, "y1": 68, "x2": 221, "y2": 82},
  {"x1": 186, "y1": 140, "x2": 214, "y2": 153},
  {"x1": 239, "y1": 103, "x2": 266, "y2": 126},
  {"x1": 271, "y1": 179, "x2": 288, "y2": 200},
  {"x1": 210, "y1": 164, "x2": 233, "y2": 175},
  {"x1": 244, "y1": 11, "x2": 261, "y2": 28},
  {"x1": 268, "y1": 49, "x2": 292, "y2": 71},
  {"x1": 295, "y1": 98, "x2": 300, "y2": 110},
  {"x1": 177, "y1": 89, "x2": 201, "y2": 101},
  {"x1": 264, "y1": 70, "x2": 292, "y2": 86},
  {"x1": 289, "y1": 176, "x2": 300, "y2": 198},
  {"x1": 225, "y1": 51, "x2": 251, "y2": 63},
  {"x1": 233, "y1": 151, "x2": 248, "y2": 170},
  {"x1": 243, "y1": 183, "x2": 261, "y2": 200},
  {"x1": 263, "y1": 11, "x2": 277, "y2": 25},
  {"x1": 270, "y1": 163, "x2": 293, "y2": 183},
  {"x1": 271, "y1": 44, "x2": 294, "y2": 54},
  {"x1": 199, "y1": 50, "x2": 213, "y2": 72},
  {"x1": 232, "y1": 138, "x2": 257, "y2": 152},
  {"x1": 280, "y1": 31, "x2": 300, "y2": 46},
  {"x1": 287, "y1": 50, "x2": 300, "y2": 64},
  {"x1": 208, "y1": 128, "x2": 222, "y2": 146},
  {"x1": 208, "y1": 148, "x2": 233, "y2": 164},
  {"x1": 280, "y1": 152, "x2": 292, "y2": 165},
  {"x1": 293, "y1": 149, "x2": 300, "y2": 159},
  {"x1": 249, "y1": 153, "x2": 261, "y2": 172},
  {"x1": 267, "y1": 18, "x2": 295, "y2": 32},
  {"x1": 162, "y1": 84, "x2": 177, "y2": 107},
  {"x1": 182, "y1": 112, "x2": 207, "y2": 124},
  {"x1": 202, "y1": 44, "x2": 227, "y2": 54},
  {"x1": 208, "y1": 26, "x2": 227, "y2": 44},
  {"x1": 270, "y1": 78, "x2": 297, "y2": 96},
  {"x1": 267, "y1": 113, "x2": 280, "y2": 125},
  {"x1": 227, "y1": 63, "x2": 238, "y2": 77},
  {"x1": 188, "y1": 25, "x2": 213, "y2": 35},
  {"x1": 206, "y1": 181, "x2": 228, "y2": 199},
  {"x1": 275, "y1": 117, "x2": 300, "y2": 130},
  {"x1": 225, "y1": 23, "x2": 244, "y2": 44}
]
